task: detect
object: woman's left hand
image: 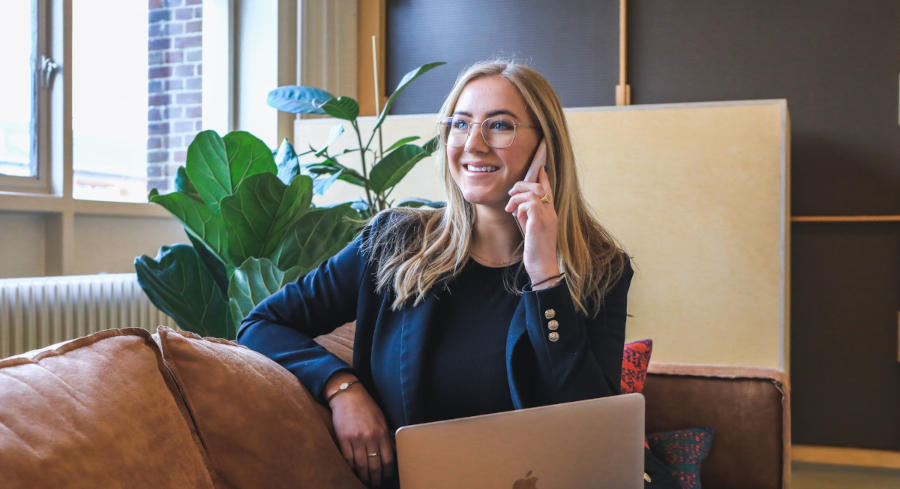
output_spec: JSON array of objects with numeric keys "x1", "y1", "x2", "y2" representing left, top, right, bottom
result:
[{"x1": 505, "y1": 164, "x2": 560, "y2": 288}]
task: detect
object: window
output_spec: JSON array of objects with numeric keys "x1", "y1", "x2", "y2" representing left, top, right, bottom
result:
[
  {"x1": 0, "y1": 0, "x2": 48, "y2": 190},
  {"x1": 0, "y1": 0, "x2": 211, "y2": 202},
  {"x1": 73, "y1": 0, "x2": 204, "y2": 202}
]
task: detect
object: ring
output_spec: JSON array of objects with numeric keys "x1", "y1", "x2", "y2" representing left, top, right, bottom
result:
[
  {"x1": 539, "y1": 193, "x2": 551, "y2": 204},
  {"x1": 367, "y1": 452, "x2": 380, "y2": 458}
]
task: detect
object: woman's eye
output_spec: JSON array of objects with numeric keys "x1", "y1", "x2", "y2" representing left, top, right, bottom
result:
[
  {"x1": 451, "y1": 119, "x2": 470, "y2": 130},
  {"x1": 489, "y1": 119, "x2": 514, "y2": 131}
]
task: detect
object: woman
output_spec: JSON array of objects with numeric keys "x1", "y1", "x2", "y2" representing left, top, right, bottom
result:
[{"x1": 238, "y1": 61, "x2": 638, "y2": 488}]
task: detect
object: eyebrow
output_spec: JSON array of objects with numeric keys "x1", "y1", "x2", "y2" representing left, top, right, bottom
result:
[{"x1": 451, "y1": 109, "x2": 521, "y2": 119}]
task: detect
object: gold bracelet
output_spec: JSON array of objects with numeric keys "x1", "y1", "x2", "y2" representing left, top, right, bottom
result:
[{"x1": 326, "y1": 380, "x2": 359, "y2": 403}]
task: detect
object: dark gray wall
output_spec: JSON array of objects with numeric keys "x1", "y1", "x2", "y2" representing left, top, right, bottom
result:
[
  {"x1": 386, "y1": 0, "x2": 619, "y2": 112},
  {"x1": 387, "y1": 0, "x2": 900, "y2": 450}
]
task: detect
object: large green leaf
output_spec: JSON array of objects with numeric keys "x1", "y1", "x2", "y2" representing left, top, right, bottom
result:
[
  {"x1": 369, "y1": 144, "x2": 427, "y2": 194},
  {"x1": 385, "y1": 136, "x2": 420, "y2": 152},
  {"x1": 368, "y1": 61, "x2": 445, "y2": 147},
  {"x1": 135, "y1": 244, "x2": 229, "y2": 338},
  {"x1": 314, "y1": 124, "x2": 346, "y2": 157},
  {"x1": 267, "y1": 85, "x2": 333, "y2": 114},
  {"x1": 185, "y1": 130, "x2": 230, "y2": 207},
  {"x1": 313, "y1": 170, "x2": 343, "y2": 195},
  {"x1": 421, "y1": 134, "x2": 440, "y2": 154},
  {"x1": 174, "y1": 166, "x2": 200, "y2": 200},
  {"x1": 396, "y1": 198, "x2": 445, "y2": 209},
  {"x1": 184, "y1": 130, "x2": 276, "y2": 209},
  {"x1": 267, "y1": 175, "x2": 314, "y2": 253},
  {"x1": 149, "y1": 188, "x2": 228, "y2": 261},
  {"x1": 227, "y1": 258, "x2": 307, "y2": 334},
  {"x1": 223, "y1": 131, "x2": 277, "y2": 190},
  {"x1": 320, "y1": 96, "x2": 359, "y2": 121},
  {"x1": 275, "y1": 138, "x2": 300, "y2": 185},
  {"x1": 186, "y1": 232, "x2": 229, "y2": 296},
  {"x1": 304, "y1": 159, "x2": 366, "y2": 187},
  {"x1": 219, "y1": 173, "x2": 314, "y2": 265},
  {"x1": 274, "y1": 203, "x2": 360, "y2": 271}
]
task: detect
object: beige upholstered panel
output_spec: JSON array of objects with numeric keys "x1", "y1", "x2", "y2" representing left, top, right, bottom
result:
[{"x1": 295, "y1": 99, "x2": 790, "y2": 370}]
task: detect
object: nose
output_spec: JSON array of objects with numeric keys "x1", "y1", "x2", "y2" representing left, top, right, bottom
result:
[{"x1": 463, "y1": 123, "x2": 490, "y2": 153}]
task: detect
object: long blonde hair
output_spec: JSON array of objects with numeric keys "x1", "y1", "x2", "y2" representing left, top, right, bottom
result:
[{"x1": 365, "y1": 60, "x2": 628, "y2": 317}]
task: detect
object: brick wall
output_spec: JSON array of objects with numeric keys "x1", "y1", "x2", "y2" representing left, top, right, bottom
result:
[{"x1": 147, "y1": 0, "x2": 202, "y2": 193}]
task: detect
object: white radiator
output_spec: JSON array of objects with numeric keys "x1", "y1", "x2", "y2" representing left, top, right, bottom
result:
[{"x1": 0, "y1": 273, "x2": 176, "y2": 358}]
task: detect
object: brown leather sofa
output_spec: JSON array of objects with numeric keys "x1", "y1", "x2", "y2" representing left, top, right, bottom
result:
[{"x1": 0, "y1": 325, "x2": 789, "y2": 489}]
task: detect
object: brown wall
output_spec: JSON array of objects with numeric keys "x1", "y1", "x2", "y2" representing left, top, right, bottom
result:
[{"x1": 386, "y1": 0, "x2": 900, "y2": 450}]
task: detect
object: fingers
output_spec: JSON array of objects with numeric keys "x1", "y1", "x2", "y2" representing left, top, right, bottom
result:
[
  {"x1": 367, "y1": 444, "x2": 383, "y2": 487},
  {"x1": 380, "y1": 435, "x2": 396, "y2": 480},
  {"x1": 339, "y1": 439, "x2": 354, "y2": 467},
  {"x1": 507, "y1": 180, "x2": 544, "y2": 197},
  {"x1": 353, "y1": 443, "x2": 370, "y2": 483},
  {"x1": 505, "y1": 190, "x2": 553, "y2": 216},
  {"x1": 538, "y1": 164, "x2": 552, "y2": 195},
  {"x1": 515, "y1": 200, "x2": 534, "y2": 228}
]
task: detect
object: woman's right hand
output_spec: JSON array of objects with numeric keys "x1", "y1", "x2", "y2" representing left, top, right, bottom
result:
[{"x1": 326, "y1": 374, "x2": 395, "y2": 487}]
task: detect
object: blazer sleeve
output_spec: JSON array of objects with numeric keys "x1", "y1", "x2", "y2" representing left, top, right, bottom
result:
[
  {"x1": 517, "y1": 258, "x2": 634, "y2": 405},
  {"x1": 236, "y1": 226, "x2": 371, "y2": 403}
]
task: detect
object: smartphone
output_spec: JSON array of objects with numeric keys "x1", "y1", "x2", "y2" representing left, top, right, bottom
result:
[
  {"x1": 512, "y1": 140, "x2": 547, "y2": 236},
  {"x1": 523, "y1": 139, "x2": 547, "y2": 184}
]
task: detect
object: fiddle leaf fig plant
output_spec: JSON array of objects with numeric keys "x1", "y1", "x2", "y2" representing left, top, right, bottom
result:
[
  {"x1": 267, "y1": 61, "x2": 447, "y2": 218},
  {"x1": 136, "y1": 61, "x2": 446, "y2": 340},
  {"x1": 136, "y1": 130, "x2": 358, "y2": 339}
]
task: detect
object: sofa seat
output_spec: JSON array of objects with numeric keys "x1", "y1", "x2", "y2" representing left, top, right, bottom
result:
[{"x1": 0, "y1": 324, "x2": 790, "y2": 489}]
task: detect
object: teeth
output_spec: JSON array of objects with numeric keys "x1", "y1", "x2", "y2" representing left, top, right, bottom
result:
[{"x1": 466, "y1": 165, "x2": 499, "y2": 173}]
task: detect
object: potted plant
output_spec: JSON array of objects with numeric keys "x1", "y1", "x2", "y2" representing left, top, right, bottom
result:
[{"x1": 135, "y1": 61, "x2": 445, "y2": 340}]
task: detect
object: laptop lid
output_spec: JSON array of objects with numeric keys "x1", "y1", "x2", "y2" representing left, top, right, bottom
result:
[{"x1": 395, "y1": 393, "x2": 645, "y2": 489}]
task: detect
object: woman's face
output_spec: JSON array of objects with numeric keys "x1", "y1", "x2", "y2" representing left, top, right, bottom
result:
[{"x1": 446, "y1": 76, "x2": 542, "y2": 210}]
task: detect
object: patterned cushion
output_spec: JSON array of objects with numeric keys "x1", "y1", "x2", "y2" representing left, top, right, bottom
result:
[
  {"x1": 621, "y1": 338, "x2": 652, "y2": 394},
  {"x1": 646, "y1": 428, "x2": 716, "y2": 489}
]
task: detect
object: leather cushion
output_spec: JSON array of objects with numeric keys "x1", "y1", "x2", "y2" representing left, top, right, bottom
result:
[
  {"x1": 156, "y1": 326, "x2": 364, "y2": 489},
  {"x1": 0, "y1": 328, "x2": 215, "y2": 489},
  {"x1": 644, "y1": 370, "x2": 786, "y2": 489}
]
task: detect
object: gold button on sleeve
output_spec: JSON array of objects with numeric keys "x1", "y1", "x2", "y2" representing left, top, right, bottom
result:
[
  {"x1": 547, "y1": 320, "x2": 559, "y2": 331},
  {"x1": 548, "y1": 332, "x2": 560, "y2": 342},
  {"x1": 544, "y1": 308, "x2": 556, "y2": 320}
]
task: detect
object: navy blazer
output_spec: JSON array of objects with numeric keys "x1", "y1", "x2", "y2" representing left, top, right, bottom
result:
[{"x1": 237, "y1": 212, "x2": 634, "y2": 431}]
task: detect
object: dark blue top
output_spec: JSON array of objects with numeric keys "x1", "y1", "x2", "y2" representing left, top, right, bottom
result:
[
  {"x1": 236, "y1": 210, "x2": 640, "y2": 489},
  {"x1": 238, "y1": 210, "x2": 634, "y2": 432},
  {"x1": 422, "y1": 259, "x2": 519, "y2": 422}
]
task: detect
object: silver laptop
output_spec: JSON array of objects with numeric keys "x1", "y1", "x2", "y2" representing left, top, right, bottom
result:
[{"x1": 396, "y1": 393, "x2": 645, "y2": 489}]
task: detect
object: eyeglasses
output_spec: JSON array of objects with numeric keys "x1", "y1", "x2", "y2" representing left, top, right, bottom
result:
[{"x1": 437, "y1": 117, "x2": 538, "y2": 149}]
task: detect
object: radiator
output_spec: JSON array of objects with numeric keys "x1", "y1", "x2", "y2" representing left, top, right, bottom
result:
[{"x1": 0, "y1": 273, "x2": 176, "y2": 358}]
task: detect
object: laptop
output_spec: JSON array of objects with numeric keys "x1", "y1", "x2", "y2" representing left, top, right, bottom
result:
[{"x1": 395, "y1": 393, "x2": 645, "y2": 489}]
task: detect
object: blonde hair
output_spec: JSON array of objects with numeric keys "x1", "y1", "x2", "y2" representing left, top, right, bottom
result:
[{"x1": 365, "y1": 60, "x2": 628, "y2": 317}]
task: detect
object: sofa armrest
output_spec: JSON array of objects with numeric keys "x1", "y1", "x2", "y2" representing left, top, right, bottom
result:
[{"x1": 644, "y1": 363, "x2": 791, "y2": 489}]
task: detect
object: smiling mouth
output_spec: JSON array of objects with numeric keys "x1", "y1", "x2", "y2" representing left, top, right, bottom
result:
[{"x1": 463, "y1": 164, "x2": 499, "y2": 173}]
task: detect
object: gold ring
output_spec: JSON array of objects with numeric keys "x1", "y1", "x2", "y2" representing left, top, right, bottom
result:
[
  {"x1": 539, "y1": 193, "x2": 552, "y2": 204},
  {"x1": 367, "y1": 452, "x2": 380, "y2": 457}
]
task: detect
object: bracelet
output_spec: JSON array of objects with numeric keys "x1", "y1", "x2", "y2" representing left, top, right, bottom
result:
[
  {"x1": 326, "y1": 380, "x2": 359, "y2": 403},
  {"x1": 531, "y1": 272, "x2": 566, "y2": 289}
]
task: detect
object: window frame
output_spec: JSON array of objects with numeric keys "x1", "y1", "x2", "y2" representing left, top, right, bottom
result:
[
  {"x1": 0, "y1": 0, "x2": 53, "y2": 194},
  {"x1": 0, "y1": 0, "x2": 234, "y2": 204}
]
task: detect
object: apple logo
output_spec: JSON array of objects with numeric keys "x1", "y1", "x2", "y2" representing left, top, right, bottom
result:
[{"x1": 512, "y1": 470, "x2": 538, "y2": 489}]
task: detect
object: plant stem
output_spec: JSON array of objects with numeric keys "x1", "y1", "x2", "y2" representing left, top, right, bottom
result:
[{"x1": 352, "y1": 120, "x2": 376, "y2": 212}]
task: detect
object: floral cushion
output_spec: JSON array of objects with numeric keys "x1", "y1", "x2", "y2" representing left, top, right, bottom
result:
[
  {"x1": 646, "y1": 428, "x2": 716, "y2": 489},
  {"x1": 621, "y1": 338, "x2": 652, "y2": 394}
]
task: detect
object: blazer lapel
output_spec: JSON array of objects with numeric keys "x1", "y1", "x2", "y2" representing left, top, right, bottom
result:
[{"x1": 398, "y1": 292, "x2": 440, "y2": 425}]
